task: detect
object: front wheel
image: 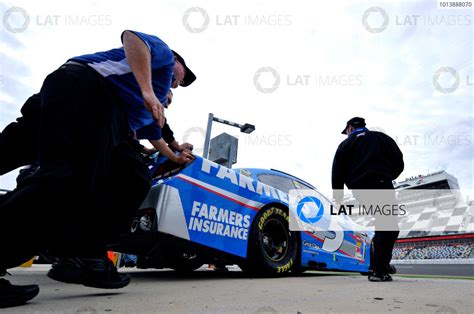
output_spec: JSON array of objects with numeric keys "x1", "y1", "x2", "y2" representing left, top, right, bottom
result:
[{"x1": 241, "y1": 206, "x2": 298, "y2": 276}]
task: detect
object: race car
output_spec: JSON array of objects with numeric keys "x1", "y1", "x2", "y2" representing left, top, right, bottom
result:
[{"x1": 112, "y1": 155, "x2": 372, "y2": 275}]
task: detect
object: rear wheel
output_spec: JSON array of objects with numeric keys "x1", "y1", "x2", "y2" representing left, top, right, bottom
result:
[{"x1": 241, "y1": 206, "x2": 298, "y2": 276}]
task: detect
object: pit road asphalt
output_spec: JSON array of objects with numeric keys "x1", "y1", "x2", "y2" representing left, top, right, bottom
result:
[{"x1": 4, "y1": 265, "x2": 473, "y2": 313}]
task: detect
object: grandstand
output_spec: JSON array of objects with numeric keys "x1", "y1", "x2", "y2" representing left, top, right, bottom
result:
[
  {"x1": 393, "y1": 233, "x2": 474, "y2": 260},
  {"x1": 394, "y1": 171, "x2": 473, "y2": 238},
  {"x1": 342, "y1": 171, "x2": 474, "y2": 260},
  {"x1": 344, "y1": 171, "x2": 473, "y2": 236},
  {"x1": 394, "y1": 171, "x2": 460, "y2": 190},
  {"x1": 393, "y1": 171, "x2": 473, "y2": 260}
]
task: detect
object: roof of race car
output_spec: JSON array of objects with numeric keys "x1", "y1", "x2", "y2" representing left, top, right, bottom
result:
[{"x1": 235, "y1": 167, "x2": 317, "y2": 190}]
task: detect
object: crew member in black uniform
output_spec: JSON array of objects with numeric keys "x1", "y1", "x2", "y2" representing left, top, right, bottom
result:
[{"x1": 332, "y1": 117, "x2": 404, "y2": 282}]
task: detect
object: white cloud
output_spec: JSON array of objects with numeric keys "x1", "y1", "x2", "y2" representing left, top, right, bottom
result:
[{"x1": 0, "y1": 0, "x2": 472, "y2": 198}]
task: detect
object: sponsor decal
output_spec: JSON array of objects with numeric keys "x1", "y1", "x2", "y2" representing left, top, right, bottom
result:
[
  {"x1": 258, "y1": 207, "x2": 288, "y2": 230},
  {"x1": 303, "y1": 240, "x2": 320, "y2": 250},
  {"x1": 355, "y1": 244, "x2": 363, "y2": 259},
  {"x1": 188, "y1": 201, "x2": 251, "y2": 240},
  {"x1": 293, "y1": 181, "x2": 304, "y2": 189},
  {"x1": 201, "y1": 159, "x2": 289, "y2": 203},
  {"x1": 239, "y1": 169, "x2": 252, "y2": 178}
]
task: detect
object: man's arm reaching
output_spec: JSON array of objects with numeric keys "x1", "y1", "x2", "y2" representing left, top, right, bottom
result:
[
  {"x1": 149, "y1": 139, "x2": 194, "y2": 164},
  {"x1": 122, "y1": 30, "x2": 164, "y2": 127}
]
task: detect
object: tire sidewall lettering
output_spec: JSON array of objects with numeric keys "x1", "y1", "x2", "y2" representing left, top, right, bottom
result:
[
  {"x1": 258, "y1": 207, "x2": 289, "y2": 230},
  {"x1": 276, "y1": 258, "x2": 293, "y2": 273}
]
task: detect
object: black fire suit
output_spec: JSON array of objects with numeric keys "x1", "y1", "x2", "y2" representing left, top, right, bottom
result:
[
  {"x1": 332, "y1": 128, "x2": 404, "y2": 275},
  {"x1": 0, "y1": 63, "x2": 150, "y2": 272}
]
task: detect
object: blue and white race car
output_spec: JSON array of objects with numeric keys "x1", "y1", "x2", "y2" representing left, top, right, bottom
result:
[{"x1": 114, "y1": 155, "x2": 372, "y2": 275}]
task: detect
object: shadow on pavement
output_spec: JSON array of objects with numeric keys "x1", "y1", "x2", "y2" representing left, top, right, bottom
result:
[
  {"x1": 124, "y1": 269, "x2": 360, "y2": 282},
  {"x1": 50, "y1": 292, "x2": 124, "y2": 301}
]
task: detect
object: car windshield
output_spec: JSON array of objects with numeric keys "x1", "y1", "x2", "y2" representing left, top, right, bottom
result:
[{"x1": 257, "y1": 173, "x2": 315, "y2": 194}]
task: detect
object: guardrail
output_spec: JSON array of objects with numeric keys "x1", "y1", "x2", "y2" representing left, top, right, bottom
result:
[{"x1": 392, "y1": 258, "x2": 474, "y2": 265}]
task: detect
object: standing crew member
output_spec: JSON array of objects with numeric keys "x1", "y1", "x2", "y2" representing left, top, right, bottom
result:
[
  {"x1": 0, "y1": 89, "x2": 194, "y2": 285},
  {"x1": 332, "y1": 117, "x2": 404, "y2": 282}
]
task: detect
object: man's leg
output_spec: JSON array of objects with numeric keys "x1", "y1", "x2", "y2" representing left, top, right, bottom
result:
[
  {"x1": 369, "y1": 239, "x2": 375, "y2": 274},
  {"x1": 37, "y1": 64, "x2": 138, "y2": 288},
  {"x1": 380, "y1": 231, "x2": 399, "y2": 274},
  {"x1": 0, "y1": 178, "x2": 104, "y2": 306},
  {"x1": 35, "y1": 63, "x2": 121, "y2": 250},
  {"x1": 100, "y1": 139, "x2": 151, "y2": 241},
  {"x1": 0, "y1": 87, "x2": 125, "y2": 289},
  {"x1": 0, "y1": 182, "x2": 55, "y2": 270},
  {"x1": 47, "y1": 139, "x2": 150, "y2": 288},
  {"x1": 0, "y1": 184, "x2": 54, "y2": 308},
  {"x1": 371, "y1": 231, "x2": 385, "y2": 275},
  {"x1": 369, "y1": 231, "x2": 399, "y2": 282}
]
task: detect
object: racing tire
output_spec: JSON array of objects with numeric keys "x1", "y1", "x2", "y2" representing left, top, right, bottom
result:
[{"x1": 242, "y1": 206, "x2": 298, "y2": 277}]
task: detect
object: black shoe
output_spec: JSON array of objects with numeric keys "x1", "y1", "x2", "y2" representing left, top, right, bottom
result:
[
  {"x1": 0, "y1": 278, "x2": 39, "y2": 308},
  {"x1": 368, "y1": 273, "x2": 383, "y2": 282},
  {"x1": 47, "y1": 258, "x2": 84, "y2": 285},
  {"x1": 368, "y1": 272, "x2": 392, "y2": 282},
  {"x1": 48, "y1": 257, "x2": 130, "y2": 289}
]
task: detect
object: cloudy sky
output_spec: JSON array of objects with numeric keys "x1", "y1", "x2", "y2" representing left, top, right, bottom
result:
[{"x1": 0, "y1": 0, "x2": 472, "y2": 198}]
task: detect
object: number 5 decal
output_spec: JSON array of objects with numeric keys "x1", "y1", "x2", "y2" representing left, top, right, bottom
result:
[{"x1": 321, "y1": 224, "x2": 344, "y2": 252}]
